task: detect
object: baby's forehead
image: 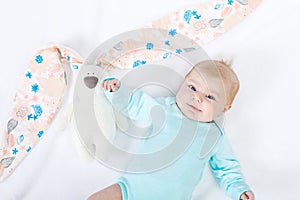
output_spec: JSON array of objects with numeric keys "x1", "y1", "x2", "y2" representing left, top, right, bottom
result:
[{"x1": 186, "y1": 65, "x2": 222, "y2": 82}]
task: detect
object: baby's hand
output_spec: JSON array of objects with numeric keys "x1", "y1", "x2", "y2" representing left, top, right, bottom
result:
[
  {"x1": 101, "y1": 77, "x2": 120, "y2": 92},
  {"x1": 240, "y1": 191, "x2": 255, "y2": 200}
]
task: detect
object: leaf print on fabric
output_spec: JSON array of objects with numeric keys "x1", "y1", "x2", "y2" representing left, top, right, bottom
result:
[
  {"x1": 37, "y1": 130, "x2": 44, "y2": 138},
  {"x1": 7, "y1": 119, "x2": 18, "y2": 134},
  {"x1": 214, "y1": 4, "x2": 224, "y2": 10},
  {"x1": 184, "y1": 10, "x2": 192, "y2": 24},
  {"x1": 209, "y1": 19, "x2": 224, "y2": 28},
  {"x1": 133, "y1": 60, "x2": 147, "y2": 68},
  {"x1": 72, "y1": 64, "x2": 79, "y2": 70},
  {"x1": 31, "y1": 105, "x2": 43, "y2": 117},
  {"x1": 113, "y1": 41, "x2": 124, "y2": 51},
  {"x1": 0, "y1": 157, "x2": 15, "y2": 168},
  {"x1": 236, "y1": 0, "x2": 248, "y2": 5},
  {"x1": 17, "y1": 135, "x2": 24, "y2": 145},
  {"x1": 26, "y1": 146, "x2": 32, "y2": 152},
  {"x1": 162, "y1": 52, "x2": 171, "y2": 59},
  {"x1": 184, "y1": 10, "x2": 201, "y2": 24},
  {"x1": 183, "y1": 47, "x2": 196, "y2": 53}
]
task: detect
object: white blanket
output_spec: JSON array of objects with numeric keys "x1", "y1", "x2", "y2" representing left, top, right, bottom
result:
[{"x1": 0, "y1": 0, "x2": 299, "y2": 199}]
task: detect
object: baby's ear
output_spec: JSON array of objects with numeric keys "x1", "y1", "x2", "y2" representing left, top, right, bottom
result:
[{"x1": 223, "y1": 105, "x2": 231, "y2": 112}]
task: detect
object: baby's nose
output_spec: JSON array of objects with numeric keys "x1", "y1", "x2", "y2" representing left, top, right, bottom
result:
[{"x1": 193, "y1": 93, "x2": 203, "y2": 103}]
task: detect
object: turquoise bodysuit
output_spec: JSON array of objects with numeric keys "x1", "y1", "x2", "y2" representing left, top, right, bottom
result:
[{"x1": 104, "y1": 85, "x2": 251, "y2": 200}]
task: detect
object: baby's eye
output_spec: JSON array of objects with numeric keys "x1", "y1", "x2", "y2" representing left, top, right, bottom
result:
[
  {"x1": 206, "y1": 94, "x2": 215, "y2": 100},
  {"x1": 188, "y1": 85, "x2": 197, "y2": 92}
]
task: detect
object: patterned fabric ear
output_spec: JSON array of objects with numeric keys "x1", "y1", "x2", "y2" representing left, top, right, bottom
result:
[
  {"x1": 146, "y1": 0, "x2": 263, "y2": 45},
  {"x1": 95, "y1": 0, "x2": 263, "y2": 70},
  {"x1": 0, "y1": 45, "x2": 83, "y2": 182}
]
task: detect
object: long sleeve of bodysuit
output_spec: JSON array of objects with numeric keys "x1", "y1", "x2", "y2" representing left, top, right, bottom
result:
[
  {"x1": 104, "y1": 83, "x2": 160, "y2": 124},
  {"x1": 209, "y1": 135, "x2": 252, "y2": 200}
]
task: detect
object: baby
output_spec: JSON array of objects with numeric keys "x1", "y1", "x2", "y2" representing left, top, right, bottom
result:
[{"x1": 88, "y1": 60, "x2": 254, "y2": 200}]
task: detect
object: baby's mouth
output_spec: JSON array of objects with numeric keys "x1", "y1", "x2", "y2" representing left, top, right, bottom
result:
[{"x1": 188, "y1": 104, "x2": 202, "y2": 112}]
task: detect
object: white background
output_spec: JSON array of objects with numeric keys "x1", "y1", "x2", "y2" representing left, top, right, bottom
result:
[{"x1": 0, "y1": 0, "x2": 300, "y2": 199}]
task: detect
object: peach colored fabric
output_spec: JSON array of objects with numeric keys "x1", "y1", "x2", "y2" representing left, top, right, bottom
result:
[
  {"x1": 0, "y1": 46, "x2": 83, "y2": 181},
  {"x1": 96, "y1": 0, "x2": 262, "y2": 70}
]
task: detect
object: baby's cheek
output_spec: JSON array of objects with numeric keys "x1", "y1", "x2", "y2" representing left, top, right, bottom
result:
[{"x1": 212, "y1": 108, "x2": 222, "y2": 119}]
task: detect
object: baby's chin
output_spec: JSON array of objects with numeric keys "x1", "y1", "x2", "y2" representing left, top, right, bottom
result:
[{"x1": 182, "y1": 110, "x2": 213, "y2": 123}]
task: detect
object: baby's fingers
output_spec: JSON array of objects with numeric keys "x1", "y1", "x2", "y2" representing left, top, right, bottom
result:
[
  {"x1": 102, "y1": 78, "x2": 119, "y2": 92},
  {"x1": 101, "y1": 79, "x2": 109, "y2": 91},
  {"x1": 101, "y1": 78, "x2": 114, "y2": 90},
  {"x1": 240, "y1": 193, "x2": 247, "y2": 200},
  {"x1": 240, "y1": 191, "x2": 255, "y2": 200}
]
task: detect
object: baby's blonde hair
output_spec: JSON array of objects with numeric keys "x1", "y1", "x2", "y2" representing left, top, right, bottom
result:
[{"x1": 188, "y1": 60, "x2": 240, "y2": 106}]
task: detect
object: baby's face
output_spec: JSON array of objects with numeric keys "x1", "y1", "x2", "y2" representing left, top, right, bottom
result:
[{"x1": 176, "y1": 68, "x2": 229, "y2": 122}]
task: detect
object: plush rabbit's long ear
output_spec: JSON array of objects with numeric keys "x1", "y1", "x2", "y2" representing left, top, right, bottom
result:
[
  {"x1": 146, "y1": 0, "x2": 263, "y2": 45},
  {"x1": 0, "y1": 45, "x2": 83, "y2": 182},
  {"x1": 94, "y1": 0, "x2": 263, "y2": 71}
]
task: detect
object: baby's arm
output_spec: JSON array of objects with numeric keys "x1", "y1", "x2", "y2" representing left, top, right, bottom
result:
[
  {"x1": 209, "y1": 135, "x2": 254, "y2": 200},
  {"x1": 101, "y1": 77, "x2": 160, "y2": 123}
]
